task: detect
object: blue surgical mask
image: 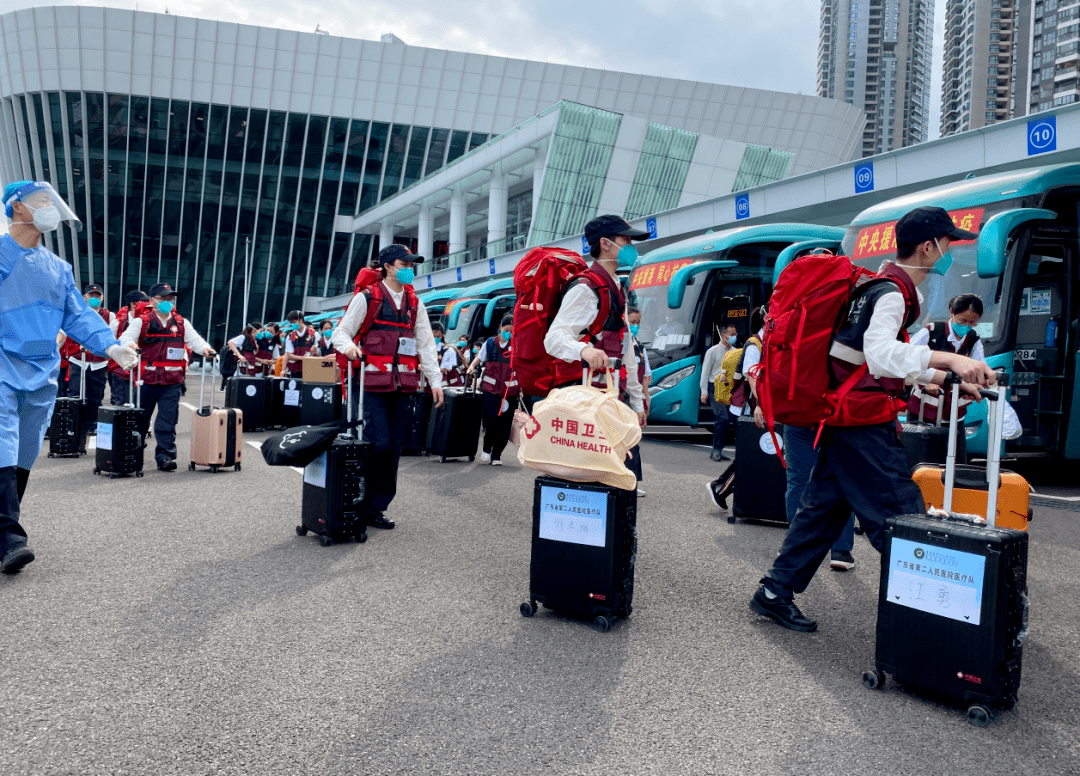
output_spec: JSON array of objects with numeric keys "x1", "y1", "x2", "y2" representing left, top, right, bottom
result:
[
  {"x1": 435, "y1": 336, "x2": 442, "y2": 344},
  {"x1": 458, "y1": 341, "x2": 468, "y2": 349},
  {"x1": 156, "y1": 300, "x2": 174, "y2": 315},
  {"x1": 928, "y1": 239, "x2": 953, "y2": 277},
  {"x1": 500, "y1": 330, "x2": 511, "y2": 342},
  {"x1": 616, "y1": 243, "x2": 639, "y2": 269},
  {"x1": 87, "y1": 297, "x2": 101, "y2": 309},
  {"x1": 395, "y1": 267, "x2": 415, "y2": 286},
  {"x1": 323, "y1": 330, "x2": 332, "y2": 339},
  {"x1": 952, "y1": 322, "x2": 973, "y2": 338},
  {"x1": 473, "y1": 347, "x2": 479, "y2": 355},
  {"x1": 630, "y1": 324, "x2": 640, "y2": 337}
]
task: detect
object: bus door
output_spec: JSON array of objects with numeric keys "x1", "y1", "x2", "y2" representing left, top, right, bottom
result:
[
  {"x1": 1010, "y1": 235, "x2": 1073, "y2": 454},
  {"x1": 699, "y1": 280, "x2": 762, "y2": 423}
]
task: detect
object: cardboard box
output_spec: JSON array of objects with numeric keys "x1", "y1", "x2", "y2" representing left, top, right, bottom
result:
[{"x1": 302, "y1": 356, "x2": 340, "y2": 384}]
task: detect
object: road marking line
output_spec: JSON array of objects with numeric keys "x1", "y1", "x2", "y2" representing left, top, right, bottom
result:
[
  {"x1": 180, "y1": 402, "x2": 199, "y2": 412},
  {"x1": 245, "y1": 440, "x2": 302, "y2": 474}
]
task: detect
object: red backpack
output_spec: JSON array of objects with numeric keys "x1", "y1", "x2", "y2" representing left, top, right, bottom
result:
[
  {"x1": 756, "y1": 253, "x2": 911, "y2": 465},
  {"x1": 354, "y1": 266, "x2": 381, "y2": 295},
  {"x1": 510, "y1": 247, "x2": 609, "y2": 397}
]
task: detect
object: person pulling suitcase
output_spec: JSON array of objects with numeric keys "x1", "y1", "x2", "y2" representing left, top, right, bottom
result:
[
  {"x1": 467, "y1": 313, "x2": 518, "y2": 466},
  {"x1": 331, "y1": 244, "x2": 444, "y2": 530}
]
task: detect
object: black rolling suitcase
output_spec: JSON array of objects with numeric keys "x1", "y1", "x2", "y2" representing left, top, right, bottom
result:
[
  {"x1": 297, "y1": 361, "x2": 368, "y2": 546},
  {"x1": 730, "y1": 415, "x2": 788, "y2": 525},
  {"x1": 94, "y1": 355, "x2": 145, "y2": 478},
  {"x1": 48, "y1": 347, "x2": 89, "y2": 458},
  {"x1": 520, "y1": 475, "x2": 637, "y2": 632},
  {"x1": 426, "y1": 373, "x2": 482, "y2": 462},
  {"x1": 901, "y1": 391, "x2": 967, "y2": 471},
  {"x1": 226, "y1": 375, "x2": 268, "y2": 430},
  {"x1": 402, "y1": 374, "x2": 433, "y2": 456},
  {"x1": 865, "y1": 375, "x2": 1029, "y2": 727},
  {"x1": 299, "y1": 381, "x2": 341, "y2": 426},
  {"x1": 268, "y1": 376, "x2": 303, "y2": 429}
]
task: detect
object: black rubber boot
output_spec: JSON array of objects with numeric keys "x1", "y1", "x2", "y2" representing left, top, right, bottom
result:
[{"x1": 0, "y1": 466, "x2": 33, "y2": 573}]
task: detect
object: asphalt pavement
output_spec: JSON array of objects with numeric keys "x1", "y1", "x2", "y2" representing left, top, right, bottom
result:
[{"x1": 2, "y1": 382, "x2": 1079, "y2": 776}]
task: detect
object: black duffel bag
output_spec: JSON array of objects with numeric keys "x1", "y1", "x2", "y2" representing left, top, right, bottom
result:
[{"x1": 260, "y1": 419, "x2": 361, "y2": 467}]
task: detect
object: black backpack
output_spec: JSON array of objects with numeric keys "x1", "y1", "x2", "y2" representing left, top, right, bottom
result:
[{"x1": 260, "y1": 419, "x2": 361, "y2": 467}]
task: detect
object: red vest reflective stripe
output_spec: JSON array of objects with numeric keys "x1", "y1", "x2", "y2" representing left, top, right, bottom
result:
[
  {"x1": 482, "y1": 337, "x2": 519, "y2": 397},
  {"x1": 354, "y1": 282, "x2": 421, "y2": 393},
  {"x1": 138, "y1": 310, "x2": 188, "y2": 386},
  {"x1": 286, "y1": 328, "x2": 317, "y2": 375}
]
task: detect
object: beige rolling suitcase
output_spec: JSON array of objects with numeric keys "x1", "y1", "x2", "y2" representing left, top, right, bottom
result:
[{"x1": 190, "y1": 357, "x2": 243, "y2": 472}]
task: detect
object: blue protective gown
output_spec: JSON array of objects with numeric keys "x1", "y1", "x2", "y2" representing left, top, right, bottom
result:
[{"x1": 0, "y1": 235, "x2": 119, "y2": 469}]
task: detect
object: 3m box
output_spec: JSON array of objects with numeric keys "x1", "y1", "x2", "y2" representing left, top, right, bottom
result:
[{"x1": 302, "y1": 356, "x2": 340, "y2": 384}]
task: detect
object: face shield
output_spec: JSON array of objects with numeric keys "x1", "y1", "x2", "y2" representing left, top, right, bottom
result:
[{"x1": 3, "y1": 180, "x2": 83, "y2": 231}]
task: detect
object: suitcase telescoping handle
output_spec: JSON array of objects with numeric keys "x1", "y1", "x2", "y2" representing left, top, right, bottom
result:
[
  {"x1": 79, "y1": 347, "x2": 87, "y2": 401},
  {"x1": 942, "y1": 370, "x2": 1008, "y2": 526},
  {"x1": 126, "y1": 348, "x2": 143, "y2": 410},
  {"x1": 347, "y1": 353, "x2": 365, "y2": 438}
]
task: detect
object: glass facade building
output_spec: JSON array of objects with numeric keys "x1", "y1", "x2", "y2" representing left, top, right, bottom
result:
[{"x1": 0, "y1": 6, "x2": 864, "y2": 343}]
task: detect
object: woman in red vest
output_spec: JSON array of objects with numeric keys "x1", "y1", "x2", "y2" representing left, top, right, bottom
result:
[
  {"x1": 467, "y1": 314, "x2": 518, "y2": 465},
  {"x1": 333, "y1": 245, "x2": 444, "y2": 530},
  {"x1": 281, "y1": 311, "x2": 317, "y2": 377}
]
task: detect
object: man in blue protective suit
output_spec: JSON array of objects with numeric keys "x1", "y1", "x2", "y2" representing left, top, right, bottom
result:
[{"x1": 0, "y1": 180, "x2": 139, "y2": 574}]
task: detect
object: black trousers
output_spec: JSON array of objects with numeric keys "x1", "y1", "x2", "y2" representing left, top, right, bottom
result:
[
  {"x1": 108, "y1": 372, "x2": 130, "y2": 406},
  {"x1": 762, "y1": 422, "x2": 925, "y2": 599},
  {"x1": 351, "y1": 389, "x2": 411, "y2": 514},
  {"x1": 137, "y1": 383, "x2": 183, "y2": 466},
  {"x1": 481, "y1": 392, "x2": 515, "y2": 460},
  {"x1": 69, "y1": 362, "x2": 107, "y2": 434}
]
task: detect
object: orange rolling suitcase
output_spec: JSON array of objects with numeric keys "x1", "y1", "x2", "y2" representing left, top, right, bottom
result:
[{"x1": 911, "y1": 375, "x2": 1030, "y2": 530}]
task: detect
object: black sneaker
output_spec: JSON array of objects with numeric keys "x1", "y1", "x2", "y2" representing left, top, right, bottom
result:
[
  {"x1": 750, "y1": 587, "x2": 817, "y2": 632},
  {"x1": 368, "y1": 513, "x2": 395, "y2": 530},
  {"x1": 830, "y1": 550, "x2": 855, "y2": 571},
  {"x1": 1, "y1": 543, "x2": 35, "y2": 574},
  {"x1": 158, "y1": 459, "x2": 178, "y2": 472},
  {"x1": 706, "y1": 479, "x2": 727, "y2": 510}
]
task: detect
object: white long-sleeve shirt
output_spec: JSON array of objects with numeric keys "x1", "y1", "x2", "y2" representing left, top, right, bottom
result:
[
  {"x1": 70, "y1": 309, "x2": 117, "y2": 369},
  {"x1": 700, "y1": 340, "x2": 734, "y2": 395},
  {"x1": 331, "y1": 283, "x2": 443, "y2": 390},
  {"x1": 829, "y1": 288, "x2": 936, "y2": 385},
  {"x1": 543, "y1": 280, "x2": 644, "y2": 412},
  {"x1": 121, "y1": 312, "x2": 212, "y2": 355}
]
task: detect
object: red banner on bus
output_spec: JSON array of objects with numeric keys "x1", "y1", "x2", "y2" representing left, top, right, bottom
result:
[
  {"x1": 851, "y1": 208, "x2": 984, "y2": 261},
  {"x1": 629, "y1": 259, "x2": 694, "y2": 290}
]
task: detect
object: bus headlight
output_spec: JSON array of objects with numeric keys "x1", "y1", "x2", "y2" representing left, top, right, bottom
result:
[{"x1": 654, "y1": 365, "x2": 695, "y2": 392}]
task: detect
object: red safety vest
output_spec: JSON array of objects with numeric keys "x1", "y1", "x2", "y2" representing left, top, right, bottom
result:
[
  {"x1": 286, "y1": 327, "x2": 317, "y2": 376},
  {"x1": 563, "y1": 264, "x2": 627, "y2": 394},
  {"x1": 138, "y1": 309, "x2": 189, "y2": 386},
  {"x1": 482, "y1": 337, "x2": 519, "y2": 398},
  {"x1": 825, "y1": 262, "x2": 919, "y2": 427},
  {"x1": 352, "y1": 282, "x2": 421, "y2": 393}
]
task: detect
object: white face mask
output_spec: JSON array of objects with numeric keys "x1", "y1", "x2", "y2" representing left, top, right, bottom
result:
[{"x1": 19, "y1": 202, "x2": 62, "y2": 233}]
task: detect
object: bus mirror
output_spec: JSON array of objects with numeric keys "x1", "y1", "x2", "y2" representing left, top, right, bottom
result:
[
  {"x1": 447, "y1": 298, "x2": 484, "y2": 331},
  {"x1": 773, "y1": 240, "x2": 842, "y2": 286},
  {"x1": 667, "y1": 260, "x2": 739, "y2": 309},
  {"x1": 976, "y1": 208, "x2": 1057, "y2": 278},
  {"x1": 482, "y1": 295, "x2": 516, "y2": 328}
]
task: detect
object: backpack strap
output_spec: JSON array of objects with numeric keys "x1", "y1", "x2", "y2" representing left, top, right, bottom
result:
[
  {"x1": 356, "y1": 283, "x2": 384, "y2": 341},
  {"x1": 929, "y1": 321, "x2": 950, "y2": 351}
]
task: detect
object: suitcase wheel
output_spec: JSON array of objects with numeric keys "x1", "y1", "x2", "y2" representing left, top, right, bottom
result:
[
  {"x1": 110, "y1": 473, "x2": 118, "y2": 479},
  {"x1": 93, "y1": 468, "x2": 100, "y2": 475},
  {"x1": 295, "y1": 525, "x2": 308, "y2": 537},
  {"x1": 356, "y1": 531, "x2": 367, "y2": 544},
  {"x1": 593, "y1": 615, "x2": 612, "y2": 633},
  {"x1": 136, "y1": 471, "x2": 144, "y2": 478},
  {"x1": 440, "y1": 455, "x2": 447, "y2": 463},
  {"x1": 319, "y1": 534, "x2": 334, "y2": 547},
  {"x1": 727, "y1": 515, "x2": 736, "y2": 524},
  {"x1": 468, "y1": 455, "x2": 475, "y2": 462},
  {"x1": 234, "y1": 464, "x2": 241, "y2": 472},
  {"x1": 520, "y1": 601, "x2": 536, "y2": 618},
  {"x1": 966, "y1": 704, "x2": 994, "y2": 727},
  {"x1": 189, "y1": 462, "x2": 196, "y2": 471},
  {"x1": 48, "y1": 453, "x2": 54, "y2": 458},
  {"x1": 210, "y1": 465, "x2": 219, "y2": 473},
  {"x1": 861, "y1": 669, "x2": 885, "y2": 691}
]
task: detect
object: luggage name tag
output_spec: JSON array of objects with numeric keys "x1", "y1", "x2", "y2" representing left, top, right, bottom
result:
[
  {"x1": 166, "y1": 346, "x2": 186, "y2": 361},
  {"x1": 398, "y1": 337, "x2": 417, "y2": 357}
]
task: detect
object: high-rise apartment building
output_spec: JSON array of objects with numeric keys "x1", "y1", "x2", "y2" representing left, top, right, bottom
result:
[
  {"x1": 941, "y1": 0, "x2": 1033, "y2": 137},
  {"x1": 818, "y1": 0, "x2": 935, "y2": 156},
  {"x1": 1028, "y1": 0, "x2": 1079, "y2": 114}
]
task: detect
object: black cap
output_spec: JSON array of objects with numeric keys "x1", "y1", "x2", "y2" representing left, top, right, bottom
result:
[
  {"x1": 378, "y1": 244, "x2": 424, "y2": 266},
  {"x1": 83, "y1": 283, "x2": 103, "y2": 295},
  {"x1": 124, "y1": 290, "x2": 149, "y2": 305},
  {"x1": 149, "y1": 282, "x2": 177, "y2": 298},
  {"x1": 584, "y1": 215, "x2": 650, "y2": 258},
  {"x1": 896, "y1": 206, "x2": 979, "y2": 251}
]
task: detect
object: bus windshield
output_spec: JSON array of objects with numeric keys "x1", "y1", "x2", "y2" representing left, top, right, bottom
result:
[{"x1": 841, "y1": 201, "x2": 1021, "y2": 354}]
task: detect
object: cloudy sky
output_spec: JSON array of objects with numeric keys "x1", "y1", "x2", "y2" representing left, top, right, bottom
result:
[{"x1": 0, "y1": 0, "x2": 949, "y2": 237}]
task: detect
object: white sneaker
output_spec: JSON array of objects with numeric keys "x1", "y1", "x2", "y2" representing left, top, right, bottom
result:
[
  {"x1": 480, "y1": 451, "x2": 492, "y2": 463},
  {"x1": 636, "y1": 488, "x2": 646, "y2": 498},
  {"x1": 491, "y1": 458, "x2": 502, "y2": 466}
]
